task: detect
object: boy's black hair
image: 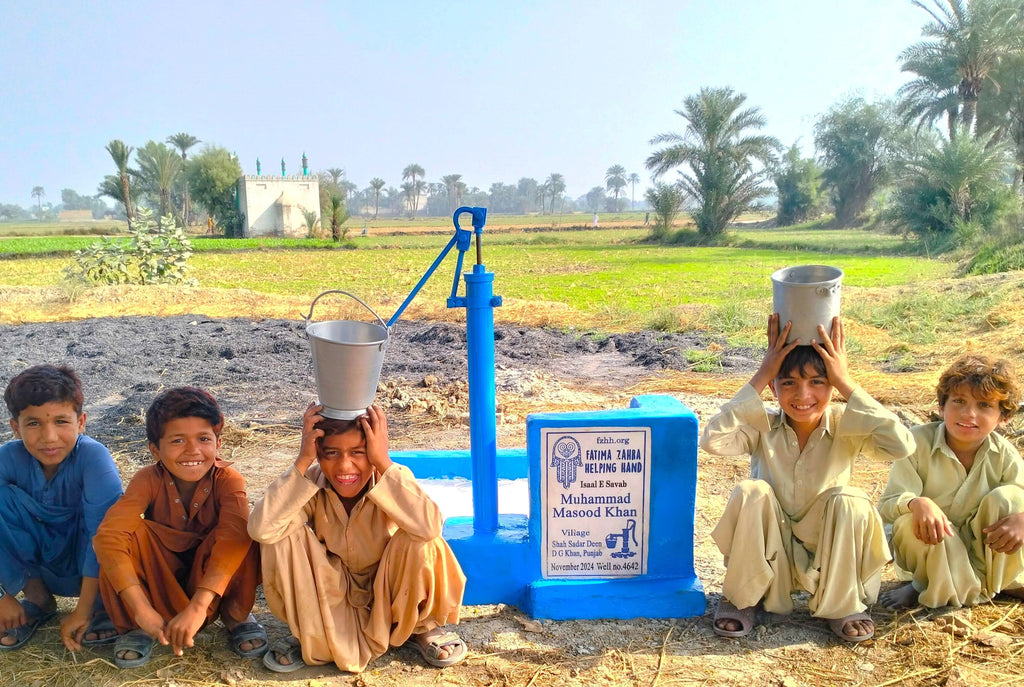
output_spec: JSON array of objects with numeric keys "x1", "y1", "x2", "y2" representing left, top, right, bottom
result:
[
  {"x1": 145, "y1": 387, "x2": 224, "y2": 445},
  {"x1": 314, "y1": 416, "x2": 365, "y2": 455},
  {"x1": 777, "y1": 345, "x2": 827, "y2": 380},
  {"x1": 4, "y1": 364, "x2": 85, "y2": 419}
]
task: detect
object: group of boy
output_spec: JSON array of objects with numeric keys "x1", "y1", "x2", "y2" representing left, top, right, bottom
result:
[
  {"x1": 2, "y1": 308, "x2": 1024, "y2": 672},
  {"x1": 703, "y1": 314, "x2": 1024, "y2": 642},
  {"x1": 0, "y1": 365, "x2": 466, "y2": 673}
]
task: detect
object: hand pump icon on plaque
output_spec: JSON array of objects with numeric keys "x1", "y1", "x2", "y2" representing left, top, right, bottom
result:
[{"x1": 605, "y1": 519, "x2": 638, "y2": 559}]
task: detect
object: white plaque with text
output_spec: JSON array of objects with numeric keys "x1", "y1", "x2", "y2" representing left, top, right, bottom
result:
[{"x1": 540, "y1": 426, "x2": 651, "y2": 578}]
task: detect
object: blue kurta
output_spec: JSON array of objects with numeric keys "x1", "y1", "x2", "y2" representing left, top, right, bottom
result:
[{"x1": 0, "y1": 434, "x2": 122, "y2": 596}]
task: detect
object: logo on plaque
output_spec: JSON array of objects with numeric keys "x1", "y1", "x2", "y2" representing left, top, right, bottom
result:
[{"x1": 540, "y1": 427, "x2": 651, "y2": 578}]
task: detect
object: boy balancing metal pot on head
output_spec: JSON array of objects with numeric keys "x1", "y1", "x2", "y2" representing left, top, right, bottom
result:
[
  {"x1": 701, "y1": 315, "x2": 915, "y2": 642},
  {"x1": 249, "y1": 402, "x2": 467, "y2": 673},
  {"x1": 0, "y1": 364, "x2": 123, "y2": 653}
]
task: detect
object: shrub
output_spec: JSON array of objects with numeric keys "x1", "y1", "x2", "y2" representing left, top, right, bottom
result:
[{"x1": 64, "y1": 208, "x2": 196, "y2": 286}]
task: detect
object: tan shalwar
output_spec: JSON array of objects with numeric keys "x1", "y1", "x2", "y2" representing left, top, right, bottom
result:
[
  {"x1": 701, "y1": 384, "x2": 915, "y2": 619},
  {"x1": 879, "y1": 422, "x2": 1024, "y2": 608},
  {"x1": 248, "y1": 463, "x2": 466, "y2": 673}
]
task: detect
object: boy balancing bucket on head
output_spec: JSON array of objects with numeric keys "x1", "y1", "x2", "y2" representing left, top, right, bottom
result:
[
  {"x1": 771, "y1": 265, "x2": 843, "y2": 345},
  {"x1": 304, "y1": 290, "x2": 389, "y2": 419}
]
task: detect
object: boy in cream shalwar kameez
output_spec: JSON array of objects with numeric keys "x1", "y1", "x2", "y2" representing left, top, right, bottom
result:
[
  {"x1": 879, "y1": 354, "x2": 1024, "y2": 610},
  {"x1": 701, "y1": 315, "x2": 915, "y2": 642},
  {"x1": 248, "y1": 403, "x2": 466, "y2": 674}
]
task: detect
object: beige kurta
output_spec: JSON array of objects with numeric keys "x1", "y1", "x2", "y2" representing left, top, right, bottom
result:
[
  {"x1": 878, "y1": 421, "x2": 1024, "y2": 608},
  {"x1": 248, "y1": 463, "x2": 465, "y2": 673},
  {"x1": 701, "y1": 384, "x2": 915, "y2": 618}
]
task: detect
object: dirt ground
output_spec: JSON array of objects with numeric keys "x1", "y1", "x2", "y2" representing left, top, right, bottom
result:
[{"x1": 1, "y1": 315, "x2": 1023, "y2": 687}]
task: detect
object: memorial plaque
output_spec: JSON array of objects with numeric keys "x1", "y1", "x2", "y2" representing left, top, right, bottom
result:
[{"x1": 540, "y1": 426, "x2": 651, "y2": 578}]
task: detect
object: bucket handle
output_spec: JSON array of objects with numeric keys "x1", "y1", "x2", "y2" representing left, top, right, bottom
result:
[
  {"x1": 815, "y1": 284, "x2": 841, "y2": 297},
  {"x1": 304, "y1": 290, "x2": 388, "y2": 329}
]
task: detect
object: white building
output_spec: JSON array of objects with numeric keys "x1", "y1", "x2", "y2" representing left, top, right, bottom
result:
[{"x1": 236, "y1": 175, "x2": 320, "y2": 238}]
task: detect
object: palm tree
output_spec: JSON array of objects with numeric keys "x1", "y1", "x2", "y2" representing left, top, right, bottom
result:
[
  {"x1": 441, "y1": 174, "x2": 462, "y2": 214},
  {"x1": 402, "y1": 164, "x2": 425, "y2": 216},
  {"x1": 628, "y1": 172, "x2": 641, "y2": 209},
  {"x1": 400, "y1": 181, "x2": 416, "y2": 217},
  {"x1": 544, "y1": 173, "x2": 566, "y2": 214},
  {"x1": 897, "y1": 48, "x2": 961, "y2": 138},
  {"x1": 605, "y1": 165, "x2": 627, "y2": 211},
  {"x1": 325, "y1": 167, "x2": 345, "y2": 186},
  {"x1": 905, "y1": 0, "x2": 1023, "y2": 135},
  {"x1": 166, "y1": 132, "x2": 200, "y2": 227},
  {"x1": 647, "y1": 87, "x2": 779, "y2": 236},
  {"x1": 105, "y1": 139, "x2": 135, "y2": 229},
  {"x1": 136, "y1": 141, "x2": 182, "y2": 223},
  {"x1": 31, "y1": 186, "x2": 45, "y2": 220},
  {"x1": 368, "y1": 178, "x2": 386, "y2": 218}
]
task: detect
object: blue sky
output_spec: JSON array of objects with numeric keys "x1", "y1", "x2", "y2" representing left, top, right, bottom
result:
[{"x1": 1, "y1": 1, "x2": 928, "y2": 208}]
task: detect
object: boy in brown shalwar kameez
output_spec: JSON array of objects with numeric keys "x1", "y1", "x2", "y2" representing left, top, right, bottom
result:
[
  {"x1": 249, "y1": 403, "x2": 467, "y2": 674},
  {"x1": 94, "y1": 387, "x2": 265, "y2": 668}
]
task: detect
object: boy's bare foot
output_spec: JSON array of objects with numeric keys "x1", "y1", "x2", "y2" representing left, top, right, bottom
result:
[{"x1": 880, "y1": 583, "x2": 920, "y2": 610}]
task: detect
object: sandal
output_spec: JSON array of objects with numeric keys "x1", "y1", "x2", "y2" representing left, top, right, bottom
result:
[
  {"x1": 114, "y1": 629, "x2": 154, "y2": 669},
  {"x1": 0, "y1": 600, "x2": 58, "y2": 651},
  {"x1": 227, "y1": 613, "x2": 268, "y2": 658},
  {"x1": 263, "y1": 635, "x2": 305, "y2": 673},
  {"x1": 828, "y1": 612, "x2": 875, "y2": 643},
  {"x1": 82, "y1": 609, "x2": 119, "y2": 646},
  {"x1": 713, "y1": 598, "x2": 756, "y2": 638},
  {"x1": 410, "y1": 628, "x2": 467, "y2": 668}
]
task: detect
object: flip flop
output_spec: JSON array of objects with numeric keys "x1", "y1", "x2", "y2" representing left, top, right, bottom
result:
[
  {"x1": 713, "y1": 598, "x2": 756, "y2": 638},
  {"x1": 410, "y1": 628, "x2": 468, "y2": 668},
  {"x1": 263, "y1": 635, "x2": 305, "y2": 673},
  {"x1": 81, "y1": 609, "x2": 119, "y2": 646},
  {"x1": 0, "y1": 600, "x2": 58, "y2": 651},
  {"x1": 114, "y1": 629, "x2": 154, "y2": 669},
  {"x1": 227, "y1": 613, "x2": 269, "y2": 658},
  {"x1": 828, "y1": 612, "x2": 875, "y2": 643}
]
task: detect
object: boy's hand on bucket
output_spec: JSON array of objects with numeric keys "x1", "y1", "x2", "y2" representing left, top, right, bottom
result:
[
  {"x1": 297, "y1": 402, "x2": 326, "y2": 473},
  {"x1": 360, "y1": 404, "x2": 393, "y2": 475},
  {"x1": 749, "y1": 313, "x2": 800, "y2": 393},
  {"x1": 811, "y1": 316, "x2": 856, "y2": 399}
]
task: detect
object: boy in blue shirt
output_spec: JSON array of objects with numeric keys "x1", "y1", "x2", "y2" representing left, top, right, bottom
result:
[{"x1": 0, "y1": 364, "x2": 123, "y2": 651}]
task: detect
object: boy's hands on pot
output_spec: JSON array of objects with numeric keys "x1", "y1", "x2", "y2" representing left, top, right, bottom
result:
[
  {"x1": 360, "y1": 404, "x2": 392, "y2": 476},
  {"x1": 749, "y1": 313, "x2": 800, "y2": 393},
  {"x1": 297, "y1": 402, "x2": 326, "y2": 473}
]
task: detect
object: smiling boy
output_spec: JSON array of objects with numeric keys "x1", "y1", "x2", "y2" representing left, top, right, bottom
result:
[
  {"x1": 249, "y1": 403, "x2": 466, "y2": 674},
  {"x1": 879, "y1": 354, "x2": 1024, "y2": 609},
  {"x1": 93, "y1": 387, "x2": 265, "y2": 668},
  {"x1": 0, "y1": 364, "x2": 122, "y2": 652},
  {"x1": 701, "y1": 315, "x2": 915, "y2": 642}
]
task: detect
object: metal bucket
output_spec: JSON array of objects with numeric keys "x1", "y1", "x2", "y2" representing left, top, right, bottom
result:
[
  {"x1": 771, "y1": 265, "x2": 843, "y2": 345},
  {"x1": 305, "y1": 290, "x2": 389, "y2": 420}
]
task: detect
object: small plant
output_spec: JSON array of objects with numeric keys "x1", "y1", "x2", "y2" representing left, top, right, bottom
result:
[
  {"x1": 646, "y1": 307, "x2": 681, "y2": 332},
  {"x1": 686, "y1": 348, "x2": 723, "y2": 372},
  {"x1": 63, "y1": 207, "x2": 196, "y2": 286}
]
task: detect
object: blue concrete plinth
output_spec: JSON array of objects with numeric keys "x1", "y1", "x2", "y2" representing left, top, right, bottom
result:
[
  {"x1": 444, "y1": 514, "x2": 535, "y2": 606},
  {"x1": 529, "y1": 576, "x2": 704, "y2": 620}
]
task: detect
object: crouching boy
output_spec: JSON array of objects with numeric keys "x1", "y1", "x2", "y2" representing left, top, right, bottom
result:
[
  {"x1": 879, "y1": 354, "x2": 1024, "y2": 609},
  {"x1": 0, "y1": 364, "x2": 123, "y2": 652},
  {"x1": 701, "y1": 315, "x2": 915, "y2": 642},
  {"x1": 93, "y1": 387, "x2": 265, "y2": 668},
  {"x1": 249, "y1": 403, "x2": 467, "y2": 674}
]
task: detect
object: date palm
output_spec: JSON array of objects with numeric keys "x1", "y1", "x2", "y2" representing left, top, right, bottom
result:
[
  {"x1": 545, "y1": 173, "x2": 566, "y2": 214},
  {"x1": 325, "y1": 167, "x2": 345, "y2": 186},
  {"x1": 905, "y1": 0, "x2": 1023, "y2": 135},
  {"x1": 136, "y1": 141, "x2": 182, "y2": 223},
  {"x1": 647, "y1": 87, "x2": 779, "y2": 236},
  {"x1": 441, "y1": 174, "x2": 462, "y2": 214},
  {"x1": 402, "y1": 164, "x2": 425, "y2": 216},
  {"x1": 628, "y1": 173, "x2": 641, "y2": 209},
  {"x1": 31, "y1": 186, "x2": 45, "y2": 220},
  {"x1": 368, "y1": 178, "x2": 386, "y2": 218},
  {"x1": 105, "y1": 139, "x2": 135, "y2": 230},
  {"x1": 167, "y1": 132, "x2": 200, "y2": 227},
  {"x1": 605, "y1": 165, "x2": 627, "y2": 211}
]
